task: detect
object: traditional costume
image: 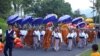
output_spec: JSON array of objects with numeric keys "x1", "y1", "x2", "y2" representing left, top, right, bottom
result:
[
  {"x1": 14, "y1": 28, "x2": 20, "y2": 38},
  {"x1": 88, "y1": 30, "x2": 97, "y2": 43},
  {"x1": 67, "y1": 31, "x2": 76, "y2": 51},
  {"x1": 60, "y1": 24, "x2": 69, "y2": 44},
  {"x1": 40, "y1": 30, "x2": 45, "y2": 47},
  {"x1": 43, "y1": 22, "x2": 53, "y2": 51},
  {"x1": 24, "y1": 29, "x2": 34, "y2": 47},
  {"x1": 33, "y1": 29, "x2": 41, "y2": 49},
  {"x1": 53, "y1": 30, "x2": 62, "y2": 51},
  {"x1": 78, "y1": 31, "x2": 88, "y2": 48},
  {"x1": 20, "y1": 30, "x2": 27, "y2": 45}
]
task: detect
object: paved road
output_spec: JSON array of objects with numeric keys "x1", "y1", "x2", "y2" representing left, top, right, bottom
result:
[{"x1": 1, "y1": 38, "x2": 100, "y2": 56}]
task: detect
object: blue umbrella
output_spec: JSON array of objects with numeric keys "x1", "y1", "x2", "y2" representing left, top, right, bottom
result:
[
  {"x1": 77, "y1": 22, "x2": 86, "y2": 28},
  {"x1": 7, "y1": 14, "x2": 18, "y2": 24},
  {"x1": 32, "y1": 17, "x2": 43, "y2": 25},
  {"x1": 21, "y1": 16, "x2": 32, "y2": 25},
  {"x1": 72, "y1": 17, "x2": 83, "y2": 24},
  {"x1": 43, "y1": 14, "x2": 58, "y2": 24},
  {"x1": 58, "y1": 15, "x2": 72, "y2": 23}
]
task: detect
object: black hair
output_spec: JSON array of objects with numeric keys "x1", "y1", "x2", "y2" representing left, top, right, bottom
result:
[{"x1": 92, "y1": 44, "x2": 98, "y2": 52}]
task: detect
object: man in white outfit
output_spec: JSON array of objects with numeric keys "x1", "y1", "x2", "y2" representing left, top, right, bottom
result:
[
  {"x1": 78, "y1": 30, "x2": 88, "y2": 48},
  {"x1": 33, "y1": 28, "x2": 41, "y2": 50},
  {"x1": 67, "y1": 30, "x2": 76, "y2": 51},
  {"x1": 53, "y1": 27, "x2": 62, "y2": 51}
]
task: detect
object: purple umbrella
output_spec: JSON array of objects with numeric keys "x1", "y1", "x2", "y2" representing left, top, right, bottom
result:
[
  {"x1": 43, "y1": 14, "x2": 58, "y2": 24},
  {"x1": 72, "y1": 17, "x2": 83, "y2": 24},
  {"x1": 32, "y1": 17, "x2": 43, "y2": 25},
  {"x1": 21, "y1": 16, "x2": 32, "y2": 25},
  {"x1": 77, "y1": 22, "x2": 86, "y2": 28},
  {"x1": 7, "y1": 14, "x2": 18, "y2": 24},
  {"x1": 58, "y1": 15, "x2": 72, "y2": 23}
]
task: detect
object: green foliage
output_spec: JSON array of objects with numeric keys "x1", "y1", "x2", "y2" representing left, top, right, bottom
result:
[
  {"x1": 0, "y1": 18, "x2": 7, "y2": 33},
  {"x1": 0, "y1": 0, "x2": 12, "y2": 18},
  {"x1": 23, "y1": 0, "x2": 72, "y2": 17}
]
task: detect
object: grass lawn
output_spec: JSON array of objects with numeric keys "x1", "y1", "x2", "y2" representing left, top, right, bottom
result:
[{"x1": 81, "y1": 44, "x2": 100, "y2": 56}]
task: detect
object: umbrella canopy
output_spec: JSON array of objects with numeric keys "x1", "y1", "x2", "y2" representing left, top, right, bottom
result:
[
  {"x1": 32, "y1": 17, "x2": 43, "y2": 25},
  {"x1": 77, "y1": 22, "x2": 86, "y2": 28},
  {"x1": 21, "y1": 16, "x2": 32, "y2": 25},
  {"x1": 58, "y1": 15, "x2": 72, "y2": 23},
  {"x1": 7, "y1": 14, "x2": 18, "y2": 24},
  {"x1": 43, "y1": 14, "x2": 58, "y2": 24},
  {"x1": 72, "y1": 17, "x2": 83, "y2": 24},
  {"x1": 85, "y1": 18, "x2": 93, "y2": 23}
]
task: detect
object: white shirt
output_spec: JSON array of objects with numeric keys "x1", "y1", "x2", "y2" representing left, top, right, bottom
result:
[
  {"x1": 34, "y1": 30, "x2": 41, "y2": 41},
  {"x1": 41, "y1": 30, "x2": 45, "y2": 35},
  {"x1": 0, "y1": 29, "x2": 2, "y2": 35},
  {"x1": 85, "y1": 33, "x2": 88, "y2": 39},
  {"x1": 67, "y1": 33, "x2": 75, "y2": 38},
  {"x1": 20, "y1": 30, "x2": 27, "y2": 36},
  {"x1": 79, "y1": 32, "x2": 88, "y2": 39},
  {"x1": 72, "y1": 32, "x2": 77, "y2": 38},
  {"x1": 53, "y1": 32, "x2": 63, "y2": 42}
]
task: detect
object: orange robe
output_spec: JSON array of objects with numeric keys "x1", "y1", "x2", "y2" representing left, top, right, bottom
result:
[
  {"x1": 43, "y1": 29, "x2": 52, "y2": 49},
  {"x1": 15, "y1": 28, "x2": 20, "y2": 38},
  {"x1": 61, "y1": 29, "x2": 69, "y2": 44},
  {"x1": 76, "y1": 29, "x2": 80, "y2": 43},
  {"x1": 24, "y1": 29, "x2": 34, "y2": 46},
  {"x1": 88, "y1": 31, "x2": 96, "y2": 43}
]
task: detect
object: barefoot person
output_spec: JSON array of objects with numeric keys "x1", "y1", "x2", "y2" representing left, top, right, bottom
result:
[{"x1": 4, "y1": 24, "x2": 15, "y2": 56}]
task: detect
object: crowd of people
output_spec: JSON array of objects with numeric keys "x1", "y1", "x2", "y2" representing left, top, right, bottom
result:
[{"x1": 0, "y1": 22, "x2": 100, "y2": 56}]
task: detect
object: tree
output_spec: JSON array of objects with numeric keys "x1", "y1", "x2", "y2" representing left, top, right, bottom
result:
[
  {"x1": 0, "y1": 0, "x2": 12, "y2": 19},
  {"x1": 90, "y1": 0, "x2": 100, "y2": 23},
  {"x1": 73, "y1": 9, "x2": 81, "y2": 18},
  {"x1": 22, "y1": 0, "x2": 72, "y2": 17}
]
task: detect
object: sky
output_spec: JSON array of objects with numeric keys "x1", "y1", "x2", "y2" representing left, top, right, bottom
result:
[{"x1": 65, "y1": 0, "x2": 95, "y2": 17}]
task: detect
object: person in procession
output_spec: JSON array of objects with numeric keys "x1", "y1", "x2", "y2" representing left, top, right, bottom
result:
[
  {"x1": 53, "y1": 27, "x2": 62, "y2": 51},
  {"x1": 78, "y1": 29, "x2": 88, "y2": 48},
  {"x1": 67, "y1": 29, "x2": 77, "y2": 51},
  {"x1": 43, "y1": 22, "x2": 53, "y2": 51},
  {"x1": 40, "y1": 27, "x2": 45, "y2": 48},
  {"x1": 20, "y1": 26, "x2": 27, "y2": 45},
  {"x1": 24, "y1": 25, "x2": 34, "y2": 48},
  {"x1": 4, "y1": 24, "x2": 16, "y2": 56},
  {"x1": 72, "y1": 29, "x2": 77, "y2": 47},
  {"x1": 33, "y1": 28, "x2": 41, "y2": 50}
]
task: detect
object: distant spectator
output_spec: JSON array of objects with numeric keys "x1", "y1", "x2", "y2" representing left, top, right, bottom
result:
[
  {"x1": 91, "y1": 44, "x2": 100, "y2": 56},
  {"x1": 0, "y1": 27, "x2": 2, "y2": 42}
]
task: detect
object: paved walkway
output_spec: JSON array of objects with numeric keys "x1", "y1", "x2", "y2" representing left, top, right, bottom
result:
[{"x1": 1, "y1": 38, "x2": 100, "y2": 56}]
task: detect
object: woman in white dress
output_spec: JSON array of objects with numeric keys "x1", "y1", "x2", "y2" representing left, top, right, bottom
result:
[{"x1": 53, "y1": 27, "x2": 62, "y2": 51}]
